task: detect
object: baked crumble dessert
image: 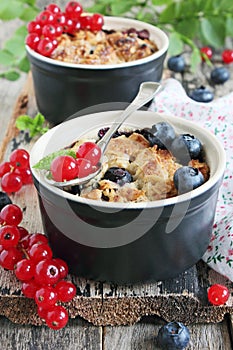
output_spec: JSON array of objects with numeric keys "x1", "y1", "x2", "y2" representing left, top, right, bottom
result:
[{"x1": 51, "y1": 29, "x2": 158, "y2": 65}]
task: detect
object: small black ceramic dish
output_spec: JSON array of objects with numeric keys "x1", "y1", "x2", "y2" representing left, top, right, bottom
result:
[
  {"x1": 30, "y1": 111, "x2": 226, "y2": 284},
  {"x1": 26, "y1": 16, "x2": 169, "y2": 125}
]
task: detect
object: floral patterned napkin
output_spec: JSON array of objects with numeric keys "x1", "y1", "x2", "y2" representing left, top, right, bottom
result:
[{"x1": 149, "y1": 78, "x2": 233, "y2": 281}]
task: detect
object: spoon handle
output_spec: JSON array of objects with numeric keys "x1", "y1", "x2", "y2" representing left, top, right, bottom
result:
[{"x1": 97, "y1": 81, "x2": 161, "y2": 153}]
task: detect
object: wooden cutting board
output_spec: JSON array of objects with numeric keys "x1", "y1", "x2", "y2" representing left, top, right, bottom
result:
[{"x1": 0, "y1": 74, "x2": 233, "y2": 327}]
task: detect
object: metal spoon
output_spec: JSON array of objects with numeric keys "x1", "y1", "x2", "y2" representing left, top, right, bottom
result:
[{"x1": 45, "y1": 81, "x2": 161, "y2": 188}]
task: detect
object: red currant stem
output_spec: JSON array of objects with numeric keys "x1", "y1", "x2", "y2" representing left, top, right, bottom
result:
[{"x1": 21, "y1": 247, "x2": 30, "y2": 260}]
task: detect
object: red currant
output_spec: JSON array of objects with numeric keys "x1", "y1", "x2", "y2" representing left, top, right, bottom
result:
[
  {"x1": 0, "y1": 247, "x2": 23, "y2": 270},
  {"x1": 28, "y1": 243, "x2": 53, "y2": 263},
  {"x1": 35, "y1": 286, "x2": 58, "y2": 309},
  {"x1": 90, "y1": 14, "x2": 104, "y2": 32},
  {"x1": 45, "y1": 305, "x2": 69, "y2": 330},
  {"x1": 34, "y1": 259, "x2": 60, "y2": 285},
  {"x1": 76, "y1": 158, "x2": 92, "y2": 178},
  {"x1": 222, "y1": 49, "x2": 233, "y2": 64},
  {"x1": 37, "y1": 10, "x2": 55, "y2": 26},
  {"x1": 10, "y1": 149, "x2": 30, "y2": 169},
  {"x1": 76, "y1": 142, "x2": 101, "y2": 166},
  {"x1": 22, "y1": 279, "x2": 40, "y2": 298},
  {"x1": 25, "y1": 33, "x2": 40, "y2": 51},
  {"x1": 19, "y1": 235, "x2": 31, "y2": 250},
  {"x1": 0, "y1": 225, "x2": 20, "y2": 249},
  {"x1": 80, "y1": 15, "x2": 92, "y2": 29},
  {"x1": 14, "y1": 167, "x2": 33, "y2": 185},
  {"x1": 17, "y1": 226, "x2": 29, "y2": 240},
  {"x1": 55, "y1": 12, "x2": 66, "y2": 26},
  {"x1": 37, "y1": 305, "x2": 49, "y2": 320},
  {"x1": 27, "y1": 20, "x2": 42, "y2": 35},
  {"x1": 65, "y1": 1, "x2": 83, "y2": 20},
  {"x1": 28, "y1": 233, "x2": 48, "y2": 247},
  {"x1": 200, "y1": 46, "x2": 213, "y2": 61},
  {"x1": 1, "y1": 172, "x2": 22, "y2": 193},
  {"x1": 53, "y1": 258, "x2": 68, "y2": 279},
  {"x1": 63, "y1": 18, "x2": 75, "y2": 34},
  {"x1": 0, "y1": 162, "x2": 12, "y2": 178},
  {"x1": 207, "y1": 284, "x2": 230, "y2": 306},
  {"x1": 0, "y1": 204, "x2": 23, "y2": 226},
  {"x1": 45, "y1": 4, "x2": 61, "y2": 15},
  {"x1": 42, "y1": 24, "x2": 57, "y2": 39},
  {"x1": 50, "y1": 155, "x2": 78, "y2": 182},
  {"x1": 37, "y1": 37, "x2": 55, "y2": 57},
  {"x1": 55, "y1": 280, "x2": 76, "y2": 302},
  {"x1": 15, "y1": 258, "x2": 35, "y2": 281}
]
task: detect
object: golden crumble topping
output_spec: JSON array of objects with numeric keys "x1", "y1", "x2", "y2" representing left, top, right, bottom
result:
[{"x1": 51, "y1": 29, "x2": 158, "y2": 64}]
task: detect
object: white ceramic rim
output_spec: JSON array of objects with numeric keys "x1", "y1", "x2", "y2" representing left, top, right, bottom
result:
[
  {"x1": 26, "y1": 16, "x2": 169, "y2": 70},
  {"x1": 30, "y1": 110, "x2": 226, "y2": 210}
]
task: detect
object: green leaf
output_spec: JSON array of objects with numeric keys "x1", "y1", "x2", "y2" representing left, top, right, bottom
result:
[
  {"x1": 176, "y1": 19, "x2": 199, "y2": 39},
  {"x1": 0, "y1": 49, "x2": 15, "y2": 66},
  {"x1": 167, "y1": 32, "x2": 184, "y2": 56},
  {"x1": 15, "y1": 115, "x2": 34, "y2": 130},
  {"x1": 18, "y1": 0, "x2": 36, "y2": 5},
  {"x1": 33, "y1": 149, "x2": 76, "y2": 171},
  {"x1": 15, "y1": 113, "x2": 48, "y2": 137},
  {"x1": 190, "y1": 49, "x2": 202, "y2": 73},
  {"x1": 19, "y1": 7, "x2": 39, "y2": 21},
  {"x1": 151, "y1": 0, "x2": 172, "y2": 5},
  {"x1": 159, "y1": 3, "x2": 176, "y2": 23},
  {"x1": 0, "y1": 70, "x2": 20, "y2": 81},
  {"x1": 226, "y1": 16, "x2": 233, "y2": 36},
  {"x1": 111, "y1": 1, "x2": 135, "y2": 16},
  {"x1": 200, "y1": 17, "x2": 226, "y2": 48},
  {"x1": 17, "y1": 55, "x2": 30, "y2": 72},
  {"x1": 0, "y1": 0, "x2": 24, "y2": 20},
  {"x1": 33, "y1": 112, "x2": 46, "y2": 127},
  {"x1": 87, "y1": 4, "x2": 109, "y2": 15},
  {"x1": 4, "y1": 37, "x2": 26, "y2": 59}
]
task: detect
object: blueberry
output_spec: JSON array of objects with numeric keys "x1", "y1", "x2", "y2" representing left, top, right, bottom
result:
[
  {"x1": 151, "y1": 122, "x2": 176, "y2": 149},
  {"x1": 173, "y1": 166, "x2": 205, "y2": 194},
  {"x1": 0, "y1": 191, "x2": 12, "y2": 211},
  {"x1": 171, "y1": 134, "x2": 203, "y2": 164},
  {"x1": 210, "y1": 66, "x2": 230, "y2": 84},
  {"x1": 103, "y1": 167, "x2": 133, "y2": 186},
  {"x1": 189, "y1": 86, "x2": 214, "y2": 102},
  {"x1": 167, "y1": 55, "x2": 185, "y2": 73},
  {"x1": 157, "y1": 321, "x2": 190, "y2": 350}
]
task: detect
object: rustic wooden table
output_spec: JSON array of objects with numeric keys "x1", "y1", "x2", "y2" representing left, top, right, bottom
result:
[{"x1": 1, "y1": 7, "x2": 233, "y2": 350}]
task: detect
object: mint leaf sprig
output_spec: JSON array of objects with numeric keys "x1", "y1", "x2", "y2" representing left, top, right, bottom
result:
[
  {"x1": 15, "y1": 112, "x2": 49, "y2": 138},
  {"x1": 33, "y1": 149, "x2": 76, "y2": 171}
]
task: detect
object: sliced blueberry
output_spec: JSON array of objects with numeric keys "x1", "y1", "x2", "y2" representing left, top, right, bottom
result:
[
  {"x1": 103, "y1": 167, "x2": 133, "y2": 186},
  {"x1": 157, "y1": 321, "x2": 190, "y2": 350},
  {"x1": 0, "y1": 191, "x2": 12, "y2": 211},
  {"x1": 151, "y1": 121, "x2": 176, "y2": 149},
  {"x1": 173, "y1": 166, "x2": 205, "y2": 194},
  {"x1": 210, "y1": 67, "x2": 230, "y2": 84},
  {"x1": 167, "y1": 55, "x2": 185, "y2": 73},
  {"x1": 189, "y1": 86, "x2": 214, "y2": 102},
  {"x1": 171, "y1": 134, "x2": 203, "y2": 164}
]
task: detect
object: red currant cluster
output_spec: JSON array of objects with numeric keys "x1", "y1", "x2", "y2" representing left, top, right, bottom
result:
[
  {"x1": 25, "y1": 1, "x2": 104, "y2": 57},
  {"x1": 0, "y1": 201, "x2": 76, "y2": 330},
  {"x1": 50, "y1": 141, "x2": 101, "y2": 182},
  {"x1": 0, "y1": 149, "x2": 33, "y2": 194},
  {"x1": 200, "y1": 47, "x2": 233, "y2": 64}
]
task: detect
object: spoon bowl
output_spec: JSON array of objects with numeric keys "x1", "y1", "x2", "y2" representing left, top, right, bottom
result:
[{"x1": 44, "y1": 81, "x2": 161, "y2": 188}]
